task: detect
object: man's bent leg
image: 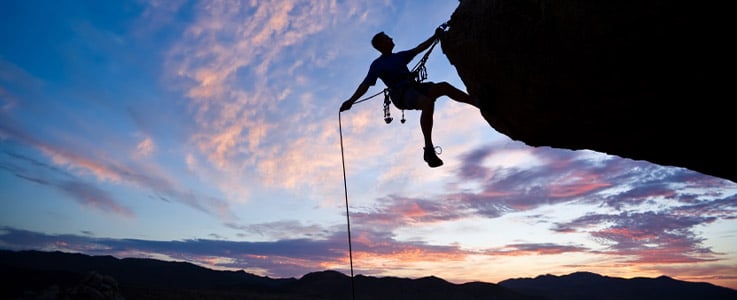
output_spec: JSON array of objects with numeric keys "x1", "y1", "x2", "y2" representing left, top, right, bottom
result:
[{"x1": 427, "y1": 82, "x2": 479, "y2": 108}]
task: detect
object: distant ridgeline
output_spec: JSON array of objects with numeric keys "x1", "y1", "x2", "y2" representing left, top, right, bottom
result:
[{"x1": 1, "y1": 250, "x2": 735, "y2": 300}]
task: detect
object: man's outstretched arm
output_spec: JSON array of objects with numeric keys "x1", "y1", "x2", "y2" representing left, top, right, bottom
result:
[
  {"x1": 340, "y1": 83, "x2": 370, "y2": 112},
  {"x1": 409, "y1": 27, "x2": 444, "y2": 56}
]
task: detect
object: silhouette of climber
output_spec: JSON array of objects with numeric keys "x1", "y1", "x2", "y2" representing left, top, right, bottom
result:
[{"x1": 340, "y1": 28, "x2": 479, "y2": 168}]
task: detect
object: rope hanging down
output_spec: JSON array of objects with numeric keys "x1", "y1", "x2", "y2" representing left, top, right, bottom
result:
[{"x1": 338, "y1": 111, "x2": 356, "y2": 300}]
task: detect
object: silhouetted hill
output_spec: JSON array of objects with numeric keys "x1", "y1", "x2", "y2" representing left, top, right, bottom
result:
[
  {"x1": 2, "y1": 250, "x2": 735, "y2": 299},
  {"x1": 288, "y1": 271, "x2": 537, "y2": 300},
  {"x1": 499, "y1": 271, "x2": 737, "y2": 300},
  {"x1": 0, "y1": 250, "x2": 531, "y2": 299},
  {"x1": 0, "y1": 250, "x2": 295, "y2": 299}
]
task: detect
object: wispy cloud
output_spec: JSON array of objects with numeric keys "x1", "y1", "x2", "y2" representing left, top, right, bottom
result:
[
  {"x1": 485, "y1": 243, "x2": 589, "y2": 256},
  {"x1": 553, "y1": 211, "x2": 721, "y2": 263},
  {"x1": 0, "y1": 120, "x2": 234, "y2": 219},
  {"x1": 167, "y1": 1, "x2": 342, "y2": 165},
  {"x1": 225, "y1": 220, "x2": 335, "y2": 241},
  {"x1": 351, "y1": 194, "x2": 471, "y2": 229},
  {"x1": 58, "y1": 180, "x2": 136, "y2": 219},
  {"x1": 1, "y1": 151, "x2": 133, "y2": 218},
  {"x1": 162, "y1": 1, "x2": 394, "y2": 204}
]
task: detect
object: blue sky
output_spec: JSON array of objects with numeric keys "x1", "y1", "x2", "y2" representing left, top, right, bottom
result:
[{"x1": 1, "y1": 0, "x2": 736, "y2": 289}]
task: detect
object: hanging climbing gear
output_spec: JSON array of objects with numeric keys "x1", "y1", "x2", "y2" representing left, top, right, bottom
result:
[
  {"x1": 383, "y1": 89, "x2": 393, "y2": 124},
  {"x1": 383, "y1": 89, "x2": 406, "y2": 124}
]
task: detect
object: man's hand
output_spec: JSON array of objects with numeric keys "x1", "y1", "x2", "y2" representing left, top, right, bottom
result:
[
  {"x1": 434, "y1": 26, "x2": 445, "y2": 39},
  {"x1": 340, "y1": 100, "x2": 354, "y2": 112}
]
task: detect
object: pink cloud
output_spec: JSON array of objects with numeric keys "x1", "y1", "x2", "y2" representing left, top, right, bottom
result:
[
  {"x1": 351, "y1": 195, "x2": 470, "y2": 228},
  {"x1": 0, "y1": 119, "x2": 235, "y2": 220},
  {"x1": 548, "y1": 171, "x2": 611, "y2": 198},
  {"x1": 557, "y1": 211, "x2": 722, "y2": 264}
]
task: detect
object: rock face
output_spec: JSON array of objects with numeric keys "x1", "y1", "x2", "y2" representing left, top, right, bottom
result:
[{"x1": 441, "y1": 0, "x2": 735, "y2": 183}]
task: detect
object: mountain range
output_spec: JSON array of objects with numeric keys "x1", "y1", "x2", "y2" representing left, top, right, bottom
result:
[{"x1": 1, "y1": 249, "x2": 735, "y2": 300}]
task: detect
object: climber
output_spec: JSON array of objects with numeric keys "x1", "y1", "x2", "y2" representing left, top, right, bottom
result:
[{"x1": 340, "y1": 27, "x2": 479, "y2": 168}]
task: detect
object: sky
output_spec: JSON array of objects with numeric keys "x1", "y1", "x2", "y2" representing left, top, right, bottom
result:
[{"x1": 1, "y1": 0, "x2": 736, "y2": 290}]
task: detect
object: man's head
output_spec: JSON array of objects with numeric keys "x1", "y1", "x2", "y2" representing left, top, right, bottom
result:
[{"x1": 371, "y1": 32, "x2": 394, "y2": 54}]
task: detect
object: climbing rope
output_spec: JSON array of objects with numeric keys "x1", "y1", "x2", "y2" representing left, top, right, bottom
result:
[
  {"x1": 338, "y1": 111, "x2": 356, "y2": 300},
  {"x1": 337, "y1": 91, "x2": 400, "y2": 300},
  {"x1": 338, "y1": 89, "x2": 391, "y2": 300}
]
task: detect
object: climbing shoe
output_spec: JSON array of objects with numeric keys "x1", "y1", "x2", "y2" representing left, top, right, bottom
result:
[{"x1": 423, "y1": 146, "x2": 444, "y2": 168}]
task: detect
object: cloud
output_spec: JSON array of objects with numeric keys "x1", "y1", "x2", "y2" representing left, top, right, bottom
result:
[
  {"x1": 671, "y1": 195, "x2": 737, "y2": 219},
  {"x1": 553, "y1": 211, "x2": 721, "y2": 263},
  {"x1": 448, "y1": 142, "x2": 737, "y2": 216},
  {"x1": 436, "y1": 146, "x2": 616, "y2": 218},
  {"x1": 336, "y1": 142, "x2": 737, "y2": 255},
  {"x1": 225, "y1": 220, "x2": 335, "y2": 241},
  {"x1": 485, "y1": 243, "x2": 589, "y2": 256},
  {"x1": 351, "y1": 194, "x2": 471, "y2": 229},
  {"x1": 0, "y1": 226, "x2": 467, "y2": 279},
  {"x1": 160, "y1": 1, "x2": 396, "y2": 204},
  {"x1": 0, "y1": 122, "x2": 235, "y2": 219},
  {"x1": 134, "y1": 136, "x2": 156, "y2": 158},
  {"x1": 1, "y1": 151, "x2": 134, "y2": 218},
  {"x1": 339, "y1": 143, "x2": 737, "y2": 271},
  {"x1": 58, "y1": 181, "x2": 135, "y2": 219},
  {"x1": 167, "y1": 1, "x2": 340, "y2": 159}
]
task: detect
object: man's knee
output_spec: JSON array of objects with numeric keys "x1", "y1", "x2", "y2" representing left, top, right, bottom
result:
[
  {"x1": 436, "y1": 81, "x2": 453, "y2": 90},
  {"x1": 431, "y1": 81, "x2": 455, "y2": 95}
]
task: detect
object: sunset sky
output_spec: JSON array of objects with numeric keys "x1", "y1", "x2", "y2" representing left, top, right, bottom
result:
[{"x1": 1, "y1": 0, "x2": 736, "y2": 290}]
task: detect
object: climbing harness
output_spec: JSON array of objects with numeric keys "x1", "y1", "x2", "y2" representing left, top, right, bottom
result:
[{"x1": 338, "y1": 22, "x2": 449, "y2": 300}]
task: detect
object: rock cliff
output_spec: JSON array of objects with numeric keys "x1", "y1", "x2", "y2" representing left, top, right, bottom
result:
[{"x1": 441, "y1": 0, "x2": 735, "y2": 183}]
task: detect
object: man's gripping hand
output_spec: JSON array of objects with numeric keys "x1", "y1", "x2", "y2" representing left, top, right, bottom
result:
[
  {"x1": 434, "y1": 26, "x2": 446, "y2": 39},
  {"x1": 340, "y1": 100, "x2": 354, "y2": 112}
]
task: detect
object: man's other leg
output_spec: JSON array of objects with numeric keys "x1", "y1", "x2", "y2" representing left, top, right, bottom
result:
[{"x1": 416, "y1": 95, "x2": 443, "y2": 167}]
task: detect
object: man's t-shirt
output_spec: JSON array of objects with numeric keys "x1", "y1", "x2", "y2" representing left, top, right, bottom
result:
[{"x1": 361, "y1": 50, "x2": 417, "y2": 98}]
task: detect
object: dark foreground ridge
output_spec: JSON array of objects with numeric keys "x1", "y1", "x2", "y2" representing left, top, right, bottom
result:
[{"x1": 2, "y1": 250, "x2": 735, "y2": 300}]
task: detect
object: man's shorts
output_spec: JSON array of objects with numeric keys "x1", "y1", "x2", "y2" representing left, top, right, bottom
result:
[{"x1": 392, "y1": 82, "x2": 433, "y2": 110}]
